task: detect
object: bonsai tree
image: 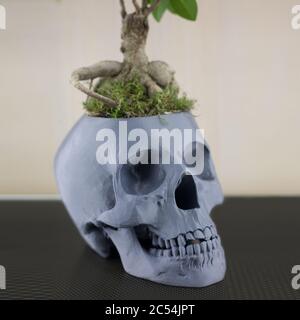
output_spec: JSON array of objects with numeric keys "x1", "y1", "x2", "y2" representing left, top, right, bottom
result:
[{"x1": 71, "y1": 0, "x2": 198, "y2": 118}]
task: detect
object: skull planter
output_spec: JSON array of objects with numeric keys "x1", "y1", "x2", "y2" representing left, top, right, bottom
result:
[{"x1": 55, "y1": 112, "x2": 226, "y2": 287}]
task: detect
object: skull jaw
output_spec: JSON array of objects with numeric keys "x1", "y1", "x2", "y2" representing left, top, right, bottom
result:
[{"x1": 104, "y1": 226, "x2": 226, "y2": 288}]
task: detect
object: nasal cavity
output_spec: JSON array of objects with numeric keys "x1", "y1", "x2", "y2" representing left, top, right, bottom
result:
[{"x1": 175, "y1": 175, "x2": 200, "y2": 210}]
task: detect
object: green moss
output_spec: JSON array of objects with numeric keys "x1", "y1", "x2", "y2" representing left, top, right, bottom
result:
[{"x1": 83, "y1": 77, "x2": 195, "y2": 118}]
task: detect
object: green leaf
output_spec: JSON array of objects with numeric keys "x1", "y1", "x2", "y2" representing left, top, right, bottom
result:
[
  {"x1": 169, "y1": 0, "x2": 198, "y2": 21},
  {"x1": 148, "y1": 0, "x2": 198, "y2": 22},
  {"x1": 148, "y1": 0, "x2": 169, "y2": 22},
  {"x1": 153, "y1": 0, "x2": 170, "y2": 22},
  {"x1": 166, "y1": 1, "x2": 176, "y2": 13}
]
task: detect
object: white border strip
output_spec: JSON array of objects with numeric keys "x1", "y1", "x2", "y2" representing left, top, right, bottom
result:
[{"x1": 0, "y1": 194, "x2": 61, "y2": 201}]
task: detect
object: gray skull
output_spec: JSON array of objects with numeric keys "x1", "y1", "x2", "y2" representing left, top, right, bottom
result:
[{"x1": 55, "y1": 112, "x2": 226, "y2": 287}]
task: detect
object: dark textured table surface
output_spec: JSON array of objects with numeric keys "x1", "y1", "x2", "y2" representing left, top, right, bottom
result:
[{"x1": 0, "y1": 198, "x2": 300, "y2": 300}]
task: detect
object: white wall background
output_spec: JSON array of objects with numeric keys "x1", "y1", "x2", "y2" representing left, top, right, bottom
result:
[{"x1": 0, "y1": 0, "x2": 300, "y2": 196}]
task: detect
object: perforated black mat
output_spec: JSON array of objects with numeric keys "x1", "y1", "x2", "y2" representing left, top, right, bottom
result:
[{"x1": 0, "y1": 198, "x2": 299, "y2": 300}]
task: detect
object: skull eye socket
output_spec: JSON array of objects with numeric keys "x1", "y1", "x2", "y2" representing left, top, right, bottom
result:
[{"x1": 120, "y1": 162, "x2": 166, "y2": 195}]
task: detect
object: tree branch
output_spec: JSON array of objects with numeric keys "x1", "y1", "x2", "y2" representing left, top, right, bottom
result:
[
  {"x1": 145, "y1": 0, "x2": 161, "y2": 16},
  {"x1": 132, "y1": 0, "x2": 141, "y2": 13},
  {"x1": 120, "y1": 0, "x2": 127, "y2": 18},
  {"x1": 142, "y1": 0, "x2": 148, "y2": 10}
]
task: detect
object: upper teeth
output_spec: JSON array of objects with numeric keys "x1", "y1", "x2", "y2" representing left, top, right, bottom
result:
[
  {"x1": 149, "y1": 226, "x2": 220, "y2": 258},
  {"x1": 194, "y1": 229, "x2": 205, "y2": 239}
]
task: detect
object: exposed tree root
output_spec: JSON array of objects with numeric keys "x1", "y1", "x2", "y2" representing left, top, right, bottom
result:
[
  {"x1": 71, "y1": 61, "x2": 122, "y2": 107},
  {"x1": 71, "y1": 60, "x2": 178, "y2": 104}
]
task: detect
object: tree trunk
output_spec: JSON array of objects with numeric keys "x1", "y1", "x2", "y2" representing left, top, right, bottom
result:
[
  {"x1": 117, "y1": 13, "x2": 162, "y2": 96},
  {"x1": 71, "y1": 0, "x2": 179, "y2": 106}
]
